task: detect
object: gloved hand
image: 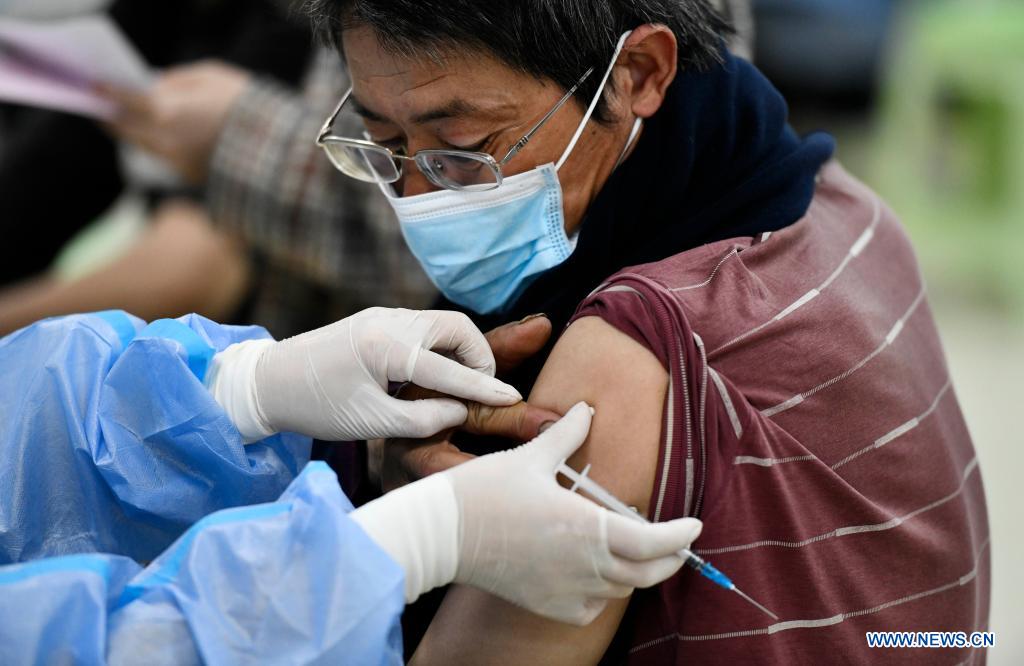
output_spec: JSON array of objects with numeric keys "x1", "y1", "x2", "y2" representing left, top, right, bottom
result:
[
  {"x1": 206, "y1": 308, "x2": 522, "y2": 442},
  {"x1": 351, "y1": 402, "x2": 703, "y2": 626},
  {"x1": 373, "y1": 313, "x2": 559, "y2": 492},
  {"x1": 448, "y1": 402, "x2": 702, "y2": 624}
]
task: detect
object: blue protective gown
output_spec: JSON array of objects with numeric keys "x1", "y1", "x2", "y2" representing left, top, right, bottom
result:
[{"x1": 0, "y1": 312, "x2": 406, "y2": 663}]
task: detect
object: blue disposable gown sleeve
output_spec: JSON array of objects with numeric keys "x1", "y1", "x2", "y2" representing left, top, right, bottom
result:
[
  {"x1": 0, "y1": 462, "x2": 405, "y2": 665},
  {"x1": 0, "y1": 311, "x2": 311, "y2": 565}
]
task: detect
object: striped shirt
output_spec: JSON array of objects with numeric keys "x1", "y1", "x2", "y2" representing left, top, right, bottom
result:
[{"x1": 573, "y1": 162, "x2": 989, "y2": 664}]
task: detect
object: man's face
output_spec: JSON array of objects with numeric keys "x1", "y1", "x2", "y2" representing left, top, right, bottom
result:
[{"x1": 341, "y1": 26, "x2": 633, "y2": 234}]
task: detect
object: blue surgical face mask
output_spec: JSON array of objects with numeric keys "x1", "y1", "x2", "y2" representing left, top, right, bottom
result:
[{"x1": 380, "y1": 32, "x2": 642, "y2": 315}]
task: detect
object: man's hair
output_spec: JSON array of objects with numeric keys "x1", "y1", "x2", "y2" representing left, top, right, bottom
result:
[{"x1": 306, "y1": 0, "x2": 731, "y2": 121}]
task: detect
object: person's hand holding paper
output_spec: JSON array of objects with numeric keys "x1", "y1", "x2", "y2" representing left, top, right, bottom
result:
[
  {"x1": 100, "y1": 61, "x2": 251, "y2": 184},
  {"x1": 0, "y1": 15, "x2": 150, "y2": 119},
  {"x1": 0, "y1": 15, "x2": 251, "y2": 185}
]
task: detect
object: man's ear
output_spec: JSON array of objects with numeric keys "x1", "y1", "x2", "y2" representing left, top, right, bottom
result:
[{"x1": 615, "y1": 24, "x2": 678, "y2": 119}]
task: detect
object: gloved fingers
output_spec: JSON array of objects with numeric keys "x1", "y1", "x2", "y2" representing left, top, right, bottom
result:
[
  {"x1": 576, "y1": 598, "x2": 610, "y2": 626},
  {"x1": 408, "y1": 348, "x2": 522, "y2": 406},
  {"x1": 425, "y1": 310, "x2": 498, "y2": 375},
  {"x1": 385, "y1": 396, "x2": 470, "y2": 439},
  {"x1": 542, "y1": 597, "x2": 610, "y2": 627},
  {"x1": 597, "y1": 581, "x2": 635, "y2": 600},
  {"x1": 606, "y1": 513, "x2": 703, "y2": 560},
  {"x1": 599, "y1": 551, "x2": 687, "y2": 590},
  {"x1": 522, "y1": 401, "x2": 592, "y2": 465}
]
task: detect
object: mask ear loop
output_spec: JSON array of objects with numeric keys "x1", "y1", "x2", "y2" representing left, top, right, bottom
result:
[
  {"x1": 556, "y1": 30, "x2": 634, "y2": 172},
  {"x1": 613, "y1": 117, "x2": 644, "y2": 170}
]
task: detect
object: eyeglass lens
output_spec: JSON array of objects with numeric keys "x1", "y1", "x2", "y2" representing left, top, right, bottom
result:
[
  {"x1": 415, "y1": 152, "x2": 499, "y2": 190},
  {"x1": 323, "y1": 143, "x2": 401, "y2": 183},
  {"x1": 322, "y1": 141, "x2": 503, "y2": 190}
]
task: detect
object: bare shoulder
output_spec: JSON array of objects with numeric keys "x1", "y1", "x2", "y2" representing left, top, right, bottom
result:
[
  {"x1": 531, "y1": 315, "x2": 668, "y2": 513},
  {"x1": 410, "y1": 316, "x2": 668, "y2": 666}
]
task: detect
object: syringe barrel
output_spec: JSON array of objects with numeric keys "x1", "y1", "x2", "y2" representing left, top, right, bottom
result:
[{"x1": 685, "y1": 554, "x2": 734, "y2": 591}]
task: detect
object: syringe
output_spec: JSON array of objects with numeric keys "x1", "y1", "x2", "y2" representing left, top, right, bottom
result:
[{"x1": 556, "y1": 461, "x2": 779, "y2": 621}]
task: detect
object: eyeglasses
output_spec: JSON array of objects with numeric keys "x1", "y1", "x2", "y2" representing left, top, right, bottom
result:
[{"x1": 316, "y1": 68, "x2": 594, "y2": 192}]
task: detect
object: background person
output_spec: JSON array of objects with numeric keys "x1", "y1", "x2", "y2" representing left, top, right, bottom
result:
[{"x1": 0, "y1": 2, "x2": 435, "y2": 340}]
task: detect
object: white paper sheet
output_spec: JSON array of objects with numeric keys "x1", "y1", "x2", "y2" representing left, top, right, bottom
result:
[{"x1": 0, "y1": 15, "x2": 151, "y2": 119}]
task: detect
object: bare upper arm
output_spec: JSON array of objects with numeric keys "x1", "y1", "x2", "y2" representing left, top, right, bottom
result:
[{"x1": 411, "y1": 316, "x2": 668, "y2": 665}]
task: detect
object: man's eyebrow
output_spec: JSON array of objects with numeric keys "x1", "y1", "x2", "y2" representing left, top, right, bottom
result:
[
  {"x1": 349, "y1": 95, "x2": 388, "y2": 123},
  {"x1": 410, "y1": 99, "x2": 482, "y2": 124},
  {"x1": 350, "y1": 95, "x2": 494, "y2": 124}
]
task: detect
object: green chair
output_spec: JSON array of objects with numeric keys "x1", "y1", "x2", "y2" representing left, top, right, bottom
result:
[{"x1": 870, "y1": 0, "x2": 1024, "y2": 316}]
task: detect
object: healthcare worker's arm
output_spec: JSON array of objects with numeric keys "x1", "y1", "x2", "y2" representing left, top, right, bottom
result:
[
  {"x1": 0, "y1": 406, "x2": 700, "y2": 665},
  {"x1": 0, "y1": 310, "x2": 310, "y2": 565},
  {"x1": 0, "y1": 306, "x2": 516, "y2": 566},
  {"x1": 0, "y1": 462, "x2": 405, "y2": 666}
]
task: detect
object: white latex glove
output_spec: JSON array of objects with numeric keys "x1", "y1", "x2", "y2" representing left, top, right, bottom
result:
[
  {"x1": 449, "y1": 402, "x2": 702, "y2": 624},
  {"x1": 206, "y1": 307, "x2": 522, "y2": 442},
  {"x1": 351, "y1": 402, "x2": 703, "y2": 626}
]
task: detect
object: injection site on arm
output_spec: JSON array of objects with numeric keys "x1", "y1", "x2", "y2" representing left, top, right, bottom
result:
[{"x1": 411, "y1": 316, "x2": 668, "y2": 665}]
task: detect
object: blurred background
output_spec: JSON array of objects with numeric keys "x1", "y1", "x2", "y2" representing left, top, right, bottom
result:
[
  {"x1": 753, "y1": 0, "x2": 1023, "y2": 661},
  {"x1": 0, "y1": 0, "x2": 1020, "y2": 661}
]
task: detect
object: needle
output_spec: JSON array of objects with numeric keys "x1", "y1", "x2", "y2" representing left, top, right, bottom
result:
[
  {"x1": 733, "y1": 586, "x2": 780, "y2": 621},
  {"x1": 557, "y1": 461, "x2": 781, "y2": 622}
]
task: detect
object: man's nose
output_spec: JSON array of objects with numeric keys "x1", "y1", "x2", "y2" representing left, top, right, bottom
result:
[{"x1": 397, "y1": 167, "x2": 442, "y2": 197}]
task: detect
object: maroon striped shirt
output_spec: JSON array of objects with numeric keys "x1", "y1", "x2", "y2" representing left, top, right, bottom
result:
[{"x1": 573, "y1": 162, "x2": 989, "y2": 664}]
